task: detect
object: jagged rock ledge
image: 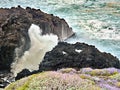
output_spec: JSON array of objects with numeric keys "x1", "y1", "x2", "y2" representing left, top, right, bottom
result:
[
  {"x1": 0, "y1": 6, "x2": 74, "y2": 71},
  {"x1": 15, "y1": 42, "x2": 120, "y2": 80},
  {"x1": 39, "y1": 42, "x2": 120, "y2": 71},
  {"x1": 0, "y1": 6, "x2": 74, "y2": 88}
]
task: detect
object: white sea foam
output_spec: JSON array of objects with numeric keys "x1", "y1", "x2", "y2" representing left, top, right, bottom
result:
[
  {"x1": 78, "y1": 20, "x2": 120, "y2": 40},
  {"x1": 11, "y1": 24, "x2": 58, "y2": 76},
  {"x1": 62, "y1": 51, "x2": 67, "y2": 55},
  {"x1": 75, "y1": 49, "x2": 82, "y2": 53}
]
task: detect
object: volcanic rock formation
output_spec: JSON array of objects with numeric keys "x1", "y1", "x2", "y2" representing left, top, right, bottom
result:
[
  {"x1": 39, "y1": 42, "x2": 120, "y2": 71},
  {"x1": 15, "y1": 42, "x2": 120, "y2": 80},
  {"x1": 0, "y1": 6, "x2": 74, "y2": 88},
  {"x1": 0, "y1": 6, "x2": 74, "y2": 71}
]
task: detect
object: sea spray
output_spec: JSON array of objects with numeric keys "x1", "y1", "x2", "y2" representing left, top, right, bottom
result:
[
  {"x1": 11, "y1": 24, "x2": 58, "y2": 76},
  {"x1": 2, "y1": 0, "x2": 120, "y2": 73}
]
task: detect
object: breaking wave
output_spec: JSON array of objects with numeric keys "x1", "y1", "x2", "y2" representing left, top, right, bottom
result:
[
  {"x1": 1, "y1": 0, "x2": 120, "y2": 62},
  {"x1": 11, "y1": 24, "x2": 58, "y2": 76}
]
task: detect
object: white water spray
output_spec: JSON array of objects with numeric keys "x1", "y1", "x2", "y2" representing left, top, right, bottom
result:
[{"x1": 11, "y1": 24, "x2": 58, "y2": 76}]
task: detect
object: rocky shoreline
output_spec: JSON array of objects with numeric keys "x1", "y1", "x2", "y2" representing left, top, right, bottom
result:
[
  {"x1": 0, "y1": 6, "x2": 74, "y2": 88},
  {"x1": 0, "y1": 6, "x2": 120, "y2": 89},
  {"x1": 0, "y1": 6, "x2": 74, "y2": 71},
  {"x1": 15, "y1": 42, "x2": 120, "y2": 80},
  {"x1": 39, "y1": 42, "x2": 120, "y2": 71}
]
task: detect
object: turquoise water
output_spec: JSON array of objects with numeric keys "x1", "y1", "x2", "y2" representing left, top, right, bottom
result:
[{"x1": 1, "y1": 0, "x2": 120, "y2": 59}]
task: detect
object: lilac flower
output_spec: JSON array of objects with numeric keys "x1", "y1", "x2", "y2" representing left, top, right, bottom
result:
[
  {"x1": 104, "y1": 68, "x2": 118, "y2": 74},
  {"x1": 99, "y1": 83, "x2": 120, "y2": 90},
  {"x1": 80, "y1": 68, "x2": 93, "y2": 74}
]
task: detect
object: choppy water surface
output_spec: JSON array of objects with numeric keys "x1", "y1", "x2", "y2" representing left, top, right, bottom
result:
[{"x1": 1, "y1": 0, "x2": 120, "y2": 58}]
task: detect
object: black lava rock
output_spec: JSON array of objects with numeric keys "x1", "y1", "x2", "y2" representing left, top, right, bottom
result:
[
  {"x1": 39, "y1": 42, "x2": 120, "y2": 71},
  {"x1": 15, "y1": 69, "x2": 31, "y2": 80}
]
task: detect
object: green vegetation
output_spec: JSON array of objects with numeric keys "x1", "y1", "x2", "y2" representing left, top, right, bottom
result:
[
  {"x1": 5, "y1": 71, "x2": 101, "y2": 90},
  {"x1": 110, "y1": 73, "x2": 120, "y2": 81},
  {"x1": 5, "y1": 68, "x2": 120, "y2": 90}
]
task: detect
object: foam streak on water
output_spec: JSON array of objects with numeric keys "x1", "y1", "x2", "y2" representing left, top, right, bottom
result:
[{"x1": 11, "y1": 24, "x2": 58, "y2": 76}]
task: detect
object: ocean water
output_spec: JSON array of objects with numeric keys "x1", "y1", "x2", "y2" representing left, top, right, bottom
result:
[{"x1": 1, "y1": 0, "x2": 120, "y2": 59}]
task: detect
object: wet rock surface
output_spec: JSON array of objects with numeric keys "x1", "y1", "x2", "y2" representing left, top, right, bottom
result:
[
  {"x1": 15, "y1": 42, "x2": 120, "y2": 81},
  {"x1": 0, "y1": 70, "x2": 14, "y2": 88},
  {"x1": 2, "y1": 41, "x2": 120, "y2": 88},
  {"x1": 0, "y1": 6, "x2": 74, "y2": 88},
  {"x1": 39, "y1": 42, "x2": 120, "y2": 71},
  {"x1": 0, "y1": 6, "x2": 74, "y2": 71},
  {"x1": 15, "y1": 69, "x2": 31, "y2": 80}
]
